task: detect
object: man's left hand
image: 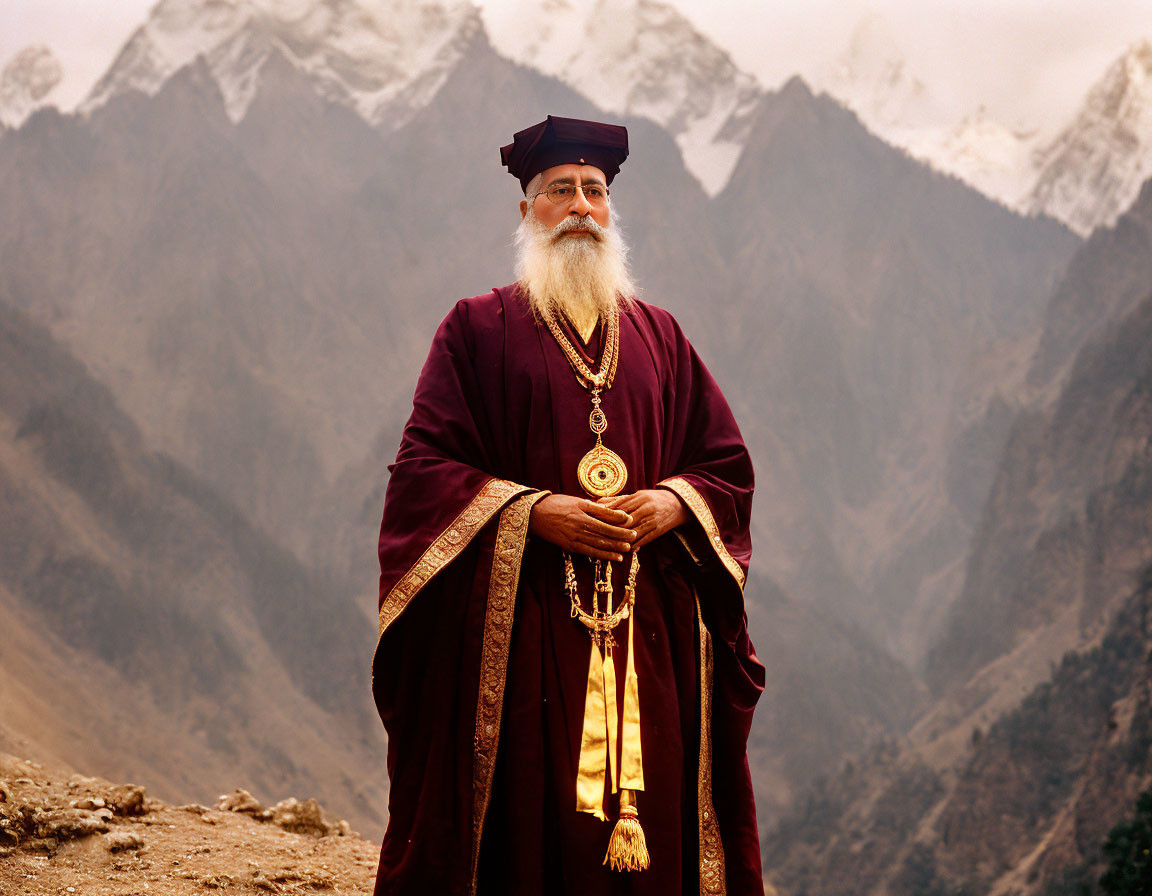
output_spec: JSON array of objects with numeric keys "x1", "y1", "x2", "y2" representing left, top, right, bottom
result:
[{"x1": 599, "y1": 489, "x2": 689, "y2": 550}]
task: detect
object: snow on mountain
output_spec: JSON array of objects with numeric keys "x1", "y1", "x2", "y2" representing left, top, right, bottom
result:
[
  {"x1": 67, "y1": 0, "x2": 1152, "y2": 235},
  {"x1": 901, "y1": 110, "x2": 1043, "y2": 212},
  {"x1": 84, "y1": 0, "x2": 482, "y2": 129},
  {"x1": 480, "y1": 0, "x2": 763, "y2": 194},
  {"x1": 811, "y1": 14, "x2": 1055, "y2": 225},
  {"x1": 819, "y1": 12, "x2": 943, "y2": 133},
  {"x1": 820, "y1": 19, "x2": 1152, "y2": 236},
  {"x1": 0, "y1": 45, "x2": 63, "y2": 129},
  {"x1": 813, "y1": 14, "x2": 1039, "y2": 209},
  {"x1": 1024, "y1": 39, "x2": 1152, "y2": 237}
]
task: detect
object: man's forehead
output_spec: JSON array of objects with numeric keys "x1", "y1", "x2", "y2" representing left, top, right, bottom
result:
[{"x1": 539, "y1": 163, "x2": 608, "y2": 187}]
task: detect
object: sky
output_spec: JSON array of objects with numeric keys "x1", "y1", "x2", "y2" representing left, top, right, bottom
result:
[{"x1": 4, "y1": 0, "x2": 1152, "y2": 132}]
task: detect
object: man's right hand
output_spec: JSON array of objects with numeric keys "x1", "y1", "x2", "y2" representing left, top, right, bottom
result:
[{"x1": 529, "y1": 494, "x2": 637, "y2": 562}]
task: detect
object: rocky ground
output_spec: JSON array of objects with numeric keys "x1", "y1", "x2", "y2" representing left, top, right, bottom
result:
[{"x1": 0, "y1": 753, "x2": 379, "y2": 894}]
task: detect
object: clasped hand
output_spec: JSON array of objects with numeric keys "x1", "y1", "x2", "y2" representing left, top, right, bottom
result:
[{"x1": 528, "y1": 489, "x2": 689, "y2": 561}]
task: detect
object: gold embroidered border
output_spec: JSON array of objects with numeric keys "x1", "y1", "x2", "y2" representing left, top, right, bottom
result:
[
  {"x1": 378, "y1": 478, "x2": 528, "y2": 636},
  {"x1": 696, "y1": 594, "x2": 726, "y2": 895},
  {"x1": 469, "y1": 491, "x2": 549, "y2": 896},
  {"x1": 660, "y1": 477, "x2": 746, "y2": 590}
]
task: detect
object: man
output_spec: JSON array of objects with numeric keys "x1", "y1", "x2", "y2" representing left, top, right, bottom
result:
[{"x1": 372, "y1": 115, "x2": 764, "y2": 895}]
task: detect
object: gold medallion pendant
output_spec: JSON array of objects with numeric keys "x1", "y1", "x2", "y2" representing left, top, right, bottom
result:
[{"x1": 577, "y1": 443, "x2": 628, "y2": 497}]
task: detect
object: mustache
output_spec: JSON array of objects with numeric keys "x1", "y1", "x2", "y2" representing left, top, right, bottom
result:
[{"x1": 552, "y1": 215, "x2": 606, "y2": 240}]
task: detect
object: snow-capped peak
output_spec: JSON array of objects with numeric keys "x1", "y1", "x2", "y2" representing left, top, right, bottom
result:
[
  {"x1": 818, "y1": 12, "x2": 944, "y2": 134},
  {"x1": 1, "y1": 45, "x2": 64, "y2": 129},
  {"x1": 481, "y1": 0, "x2": 763, "y2": 195},
  {"x1": 811, "y1": 12, "x2": 1041, "y2": 208},
  {"x1": 897, "y1": 108, "x2": 1043, "y2": 212},
  {"x1": 813, "y1": 14, "x2": 1036, "y2": 210},
  {"x1": 84, "y1": 0, "x2": 482, "y2": 129},
  {"x1": 1024, "y1": 39, "x2": 1152, "y2": 236},
  {"x1": 814, "y1": 17, "x2": 1152, "y2": 235}
]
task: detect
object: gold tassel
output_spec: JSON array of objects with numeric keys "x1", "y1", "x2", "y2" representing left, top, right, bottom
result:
[
  {"x1": 569, "y1": 553, "x2": 650, "y2": 871},
  {"x1": 605, "y1": 578, "x2": 648, "y2": 872},
  {"x1": 604, "y1": 789, "x2": 650, "y2": 871}
]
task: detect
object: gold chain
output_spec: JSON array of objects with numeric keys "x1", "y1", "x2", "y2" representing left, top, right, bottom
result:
[
  {"x1": 544, "y1": 306, "x2": 628, "y2": 498},
  {"x1": 544, "y1": 307, "x2": 620, "y2": 391}
]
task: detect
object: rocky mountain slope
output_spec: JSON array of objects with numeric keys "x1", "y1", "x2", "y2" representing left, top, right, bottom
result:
[
  {"x1": 711, "y1": 76, "x2": 1077, "y2": 660},
  {"x1": 0, "y1": 298, "x2": 385, "y2": 833},
  {"x1": 928, "y1": 177, "x2": 1152, "y2": 697},
  {"x1": 765, "y1": 561, "x2": 1152, "y2": 895},
  {"x1": 762, "y1": 186, "x2": 1152, "y2": 891}
]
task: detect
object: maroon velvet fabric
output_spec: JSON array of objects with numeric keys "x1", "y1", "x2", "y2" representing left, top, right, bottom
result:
[{"x1": 373, "y1": 286, "x2": 764, "y2": 894}]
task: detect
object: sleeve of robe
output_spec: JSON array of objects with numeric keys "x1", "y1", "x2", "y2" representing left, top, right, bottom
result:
[
  {"x1": 641, "y1": 305, "x2": 767, "y2": 894},
  {"x1": 371, "y1": 297, "x2": 548, "y2": 895}
]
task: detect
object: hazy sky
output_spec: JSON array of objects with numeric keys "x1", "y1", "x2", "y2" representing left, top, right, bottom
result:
[{"x1": 4, "y1": 0, "x2": 1152, "y2": 131}]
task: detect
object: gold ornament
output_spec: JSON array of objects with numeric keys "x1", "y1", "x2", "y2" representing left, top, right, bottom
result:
[
  {"x1": 578, "y1": 443, "x2": 628, "y2": 498},
  {"x1": 544, "y1": 309, "x2": 628, "y2": 497}
]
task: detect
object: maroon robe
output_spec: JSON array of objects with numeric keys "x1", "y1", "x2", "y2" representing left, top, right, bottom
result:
[{"x1": 373, "y1": 285, "x2": 764, "y2": 895}]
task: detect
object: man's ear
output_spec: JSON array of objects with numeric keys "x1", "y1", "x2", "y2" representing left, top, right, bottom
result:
[{"x1": 519, "y1": 200, "x2": 528, "y2": 219}]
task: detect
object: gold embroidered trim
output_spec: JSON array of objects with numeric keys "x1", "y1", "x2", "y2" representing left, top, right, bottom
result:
[
  {"x1": 469, "y1": 491, "x2": 549, "y2": 895},
  {"x1": 660, "y1": 477, "x2": 746, "y2": 590},
  {"x1": 696, "y1": 594, "x2": 726, "y2": 895},
  {"x1": 378, "y1": 478, "x2": 528, "y2": 636}
]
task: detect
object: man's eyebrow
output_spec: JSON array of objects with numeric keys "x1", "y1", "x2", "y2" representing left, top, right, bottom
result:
[{"x1": 546, "y1": 177, "x2": 607, "y2": 188}]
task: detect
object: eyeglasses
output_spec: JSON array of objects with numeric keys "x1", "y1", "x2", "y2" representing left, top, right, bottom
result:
[{"x1": 532, "y1": 182, "x2": 610, "y2": 208}]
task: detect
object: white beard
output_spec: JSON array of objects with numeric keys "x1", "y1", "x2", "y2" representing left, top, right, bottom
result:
[{"x1": 514, "y1": 204, "x2": 636, "y2": 339}]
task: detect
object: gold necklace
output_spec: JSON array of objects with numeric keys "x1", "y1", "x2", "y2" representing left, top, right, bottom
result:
[{"x1": 545, "y1": 308, "x2": 628, "y2": 498}]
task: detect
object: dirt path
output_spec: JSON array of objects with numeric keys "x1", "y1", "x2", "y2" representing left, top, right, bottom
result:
[{"x1": 0, "y1": 754, "x2": 379, "y2": 895}]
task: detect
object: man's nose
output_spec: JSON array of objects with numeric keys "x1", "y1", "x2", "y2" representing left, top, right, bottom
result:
[{"x1": 569, "y1": 185, "x2": 593, "y2": 216}]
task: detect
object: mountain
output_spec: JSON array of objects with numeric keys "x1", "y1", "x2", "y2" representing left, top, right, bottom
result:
[
  {"x1": 904, "y1": 108, "x2": 1043, "y2": 213},
  {"x1": 821, "y1": 22, "x2": 1152, "y2": 239},
  {"x1": 0, "y1": 45, "x2": 63, "y2": 129},
  {"x1": 1025, "y1": 40, "x2": 1152, "y2": 237},
  {"x1": 84, "y1": 0, "x2": 483, "y2": 129},
  {"x1": 814, "y1": 13, "x2": 1042, "y2": 214},
  {"x1": 711, "y1": 76, "x2": 1077, "y2": 660},
  {"x1": 86, "y1": 0, "x2": 767, "y2": 196},
  {"x1": 820, "y1": 12, "x2": 943, "y2": 134},
  {"x1": 762, "y1": 174, "x2": 1152, "y2": 895},
  {"x1": 926, "y1": 182, "x2": 1152, "y2": 697},
  {"x1": 765, "y1": 568, "x2": 1152, "y2": 895},
  {"x1": 1028, "y1": 177, "x2": 1152, "y2": 392},
  {"x1": 0, "y1": 299, "x2": 385, "y2": 833},
  {"x1": 741, "y1": 572, "x2": 928, "y2": 823},
  {"x1": 480, "y1": 0, "x2": 762, "y2": 193}
]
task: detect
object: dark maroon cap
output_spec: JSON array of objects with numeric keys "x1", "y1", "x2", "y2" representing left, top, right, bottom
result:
[{"x1": 501, "y1": 115, "x2": 629, "y2": 192}]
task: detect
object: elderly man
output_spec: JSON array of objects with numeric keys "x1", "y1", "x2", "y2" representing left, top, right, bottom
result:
[{"x1": 372, "y1": 116, "x2": 764, "y2": 895}]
